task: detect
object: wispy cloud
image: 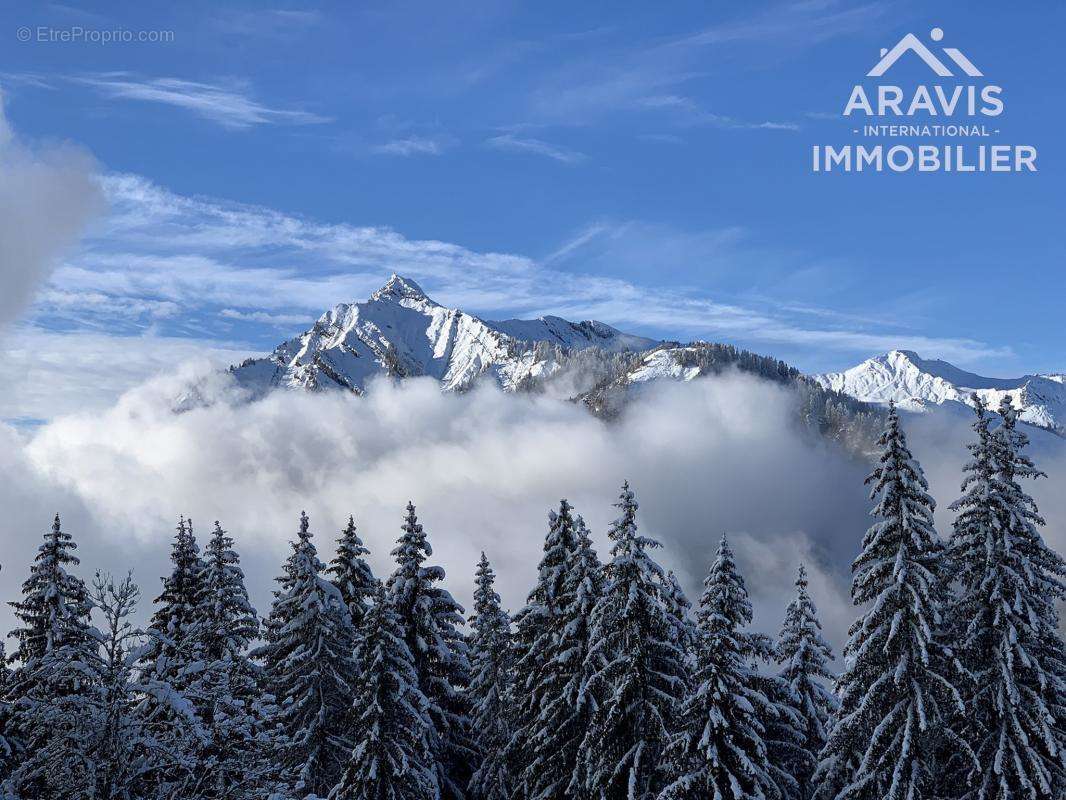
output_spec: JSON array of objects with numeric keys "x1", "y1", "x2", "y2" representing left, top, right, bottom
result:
[
  {"x1": 526, "y1": 1, "x2": 887, "y2": 128},
  {"x1": 212, "y1": 8, "x2": 323, "y2": 40},
  {"x1": 219, "y1": 308, "x2": 311, "y2": 326},
  {"x1": 371, "y1": 135, "x2": 453, "y2": 157},
  {"x1": 0, "y1": 328, "x2": 255, "y2": 421},
  {"x1": 636, "y1": 94, "x2": 799, "y2": 130},
  {"x1": 12, "y1": 172, "x2": 1008, "y2": 391},
  {"x1": 671, "y1": 1, "x2": 887, "y2": 48},
  {"x1": 72, "y1": 74, "x2": 331, "y2": 129},
  {"x1": 485, "y1": 133, "x2": 585, "y2": 164}
]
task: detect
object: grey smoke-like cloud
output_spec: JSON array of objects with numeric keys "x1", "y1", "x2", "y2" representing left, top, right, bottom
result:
[
  {"x1": 2, "y1": 366, "x2": 1063, "y2": 660},
  {"x1": 0, "y1": 91, "x2": 103, "y2": 327}
]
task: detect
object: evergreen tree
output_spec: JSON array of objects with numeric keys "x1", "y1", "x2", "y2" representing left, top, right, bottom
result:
[
  {"x1": 255, "y1": 512, "x2": 359, "y2": 798},
  {"x1": 0, "y1": 632, "x2": 14, "y2": 781},
  {"x1": 949, "y1": 396, "x2": 1066, "y2": 800},
  {"x1": 742, "y1": 610, "x2": 805, "y2": 800},
  {"x1": 328, "y1": 515, "x2": 378, "y2": 631},
  {"x1": 777, "y1": 564, "x2": 836, "y2": 800},
  {"x1": 660, "y1": 536, "x2": 781, "y2": 800},
  {"x1": 662, "y1": 570, "x2": 698, "y2": 672},
  {"x1": 189, "y1": 521, "x2": 265, "y2": 800},
  {"x1": 8, "y1": 513, "x2": 94, "y2": 668},
  {"x1": 505, "y1": 499, "x2": 583, "y2": 800},
  {"x1": 4, "y1": 514, "x2": 101, "y2": 800},
  {"x1": 578, "y1": 482, "x2": 687, "y2": 800},
  {"x1": 329, "y1": 584, "x2": 438, "y2": 800},
  {"x1": 467, "y1": 553, "x2": 514, "y2": 800},
  {"x1": 135, "y1": 516, "x2": 207, "y2": 798},
  {"x1": 386, "y1": 502, "x2": 476, "y2": 800},
  {"x1": 532, "y1": 517, "x2": 606, "y2": 800},
  {"x1": 141, "y1": 517, "x2": 205, "y2": 688},
  {"x1": 814, "y1": 404, "x2": 969, "y2": 800}
]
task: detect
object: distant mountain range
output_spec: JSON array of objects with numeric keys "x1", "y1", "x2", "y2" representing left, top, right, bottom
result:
[
  {"x1": 228, "y1": 275, "x2": 1060, "y2": 438},
  {"x1": 815, "y1": 350, "x2": 1066, "y2": 435}
]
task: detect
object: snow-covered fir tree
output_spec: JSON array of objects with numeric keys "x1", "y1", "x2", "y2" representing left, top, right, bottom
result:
[
  {"x1": 777, "y1": 564, "x2": 836, "y2": 800},
  {"x1": 255, "y1": 512, "x2": 359, "y2": 798},
  {"x1": 140, "y1": 517, "x2": 205, "y2": 688},
  {"x1": 386, "y1": 502, "x2": 476, "y2": 800},
  {"x1": 660, "y1": 535, "x2": 781, "y2": 800},
  {"x1": 330, "y1": 583, "x2": 438, "y2": 800},
  {"x1": 505, "y1": 499, "x2": 583, "y2": 800},
  {"x1": 8, "y1": 514, "x2": 94, "y2": 669},
  {"x1": 529, "y1": 516, "x2": 606, "y2": 800},
  {"x1": 4, "y1": 514, "x2": 102, "y2": 800},
  {"x1": 189, "y1": 520, "x2": 266, "y2": 800},
  {"x1": 135, "y1": 516, "x2": 207, "y2": 796},
  {"x1": 662, "y1": 569, "x2": 698, "y2": 673},
  {"x1": 578, "y1": 482, "x2": 687, "y2": 800},
  {"x1": 466, "y1": 553, "x2": 514, "y2": 800},
  {"x1": 741, "y1": 598, "x2": 805, "y2": 800},
  {"x1": 815, "y1": 403, "x2": 969, "y2": 800},
  {"x1": 328, "y1": 515, "x2": 378, "y2": 632},
  {"x1": 948, "y1": 395, "x2": 1066, "y2": 800},
  {"x1": 0, "y1": 629, "x2": 13, "y2": 781}
]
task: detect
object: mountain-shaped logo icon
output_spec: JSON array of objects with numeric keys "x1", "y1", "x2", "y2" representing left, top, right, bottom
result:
[{"x1": 867, "y1": 27, "x2": 982, "y2": 77}]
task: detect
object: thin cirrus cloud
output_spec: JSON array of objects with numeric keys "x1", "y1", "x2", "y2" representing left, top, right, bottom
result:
[
  {"x1": 71, "y1": 73, "x2": 332, "y2": 129},
  {"x1": 525, "y1": 1, "x2": 887, "y2": 128},
  {"x1": 371, "y1": 135, "x2": 453, "y2": 157},
  {"x1": 485, "y1": 133, "x2": 586, "y2": 164},
  {"x1": 16, "y1": 172, "x2": 1009, "y2": 379}
]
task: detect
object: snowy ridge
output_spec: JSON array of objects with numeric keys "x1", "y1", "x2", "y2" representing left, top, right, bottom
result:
[
  {"x1": 814, "y1": 350, "x2": 1066, "y2": 434},
  {"x1": 230, "y1": 274, "x2": 659, "y2": 396}
]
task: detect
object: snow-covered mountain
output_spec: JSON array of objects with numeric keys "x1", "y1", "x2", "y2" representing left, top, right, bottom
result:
[
  {"x1": 230, "y1": 274, "x2": 659, "y2": 396},
  {"x1": 815, "y1": 350, "x2": 1066, "y2": 434},
  {"x1": 228, "y1": 279, "x2": 1060, "y2": 441}
]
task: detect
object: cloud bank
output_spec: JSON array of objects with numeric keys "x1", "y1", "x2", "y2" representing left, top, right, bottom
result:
[
  {"x1": 2, "y1": 368, "x2": 875, "y2": 653},
  {"x1": 3, "y1": 365, "x2": 1064, "y2": 660}
]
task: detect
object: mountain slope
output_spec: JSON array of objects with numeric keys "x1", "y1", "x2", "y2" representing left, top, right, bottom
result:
[
  {"x1": 230, "y1": 274, "x2": 659, "y2": 396},
  {"x1": 815, "y1": 350, "x2": 1066, "y2": 434},
  {"x1": 223, "y1": 276, "x2": 889, "y2": 449}
]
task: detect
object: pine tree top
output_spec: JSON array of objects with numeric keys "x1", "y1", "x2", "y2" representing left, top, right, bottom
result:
[
  {"x1": 327, "y1": 514, "x2": 377, "y2": 625},
  {"x1": 472, "y1": 552, "x2": 501, "y2": 620},
  {"x1": 333, "y1": 514, "x2": 370, "y2": 560},
  {"x1": 778, "y1": 563, "x2": 834, "y2": 681},
  {"x1": 390, "y1": 501, "x2": 431, "y2": 572},
  {"x1": 700, "y1": 535, "x2": 752, "y2": 637},
  {"x1": 855, "y1": 402, "x2": 943, "y2": 606},
  {"x1": 605, "y1": 480, "x2": 661, "y2": 561},
  {"x1": 9, "y1": 513, "x2": 93, "y2": 665}
]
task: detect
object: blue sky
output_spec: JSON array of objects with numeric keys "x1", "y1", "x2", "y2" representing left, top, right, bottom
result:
[{"x1": 1, "y1": 0, "x2": 1064, "y2": 419}]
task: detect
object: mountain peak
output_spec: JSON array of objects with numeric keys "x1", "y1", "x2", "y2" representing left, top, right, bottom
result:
[
  {"x1": 370, "y1": 273, "x2": 432, "y2": 303},
  {"x1": 816, "y1": 351, "x2": 1065, "y2": 435}
]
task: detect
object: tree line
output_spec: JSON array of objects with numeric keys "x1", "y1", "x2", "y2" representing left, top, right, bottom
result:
[{"x1": 0, "y1": 395, "x2": 1062, "y2": 800}]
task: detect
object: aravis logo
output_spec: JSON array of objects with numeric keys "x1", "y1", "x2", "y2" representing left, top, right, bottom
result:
[
  {"x1": 811, "y1": 24, "x2": 1037, "y2": 174},
  {"x1": 867, "y1": 27, "x2": 981, "y2": 78}
]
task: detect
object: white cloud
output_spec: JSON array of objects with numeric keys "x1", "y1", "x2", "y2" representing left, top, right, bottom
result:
[
  {"x1": 0, "y1": 92, "x2": 103, "y2": 326},
  {"x1": 7, "y1": 368, "x2": 877, "y2": 652},
  {"x1": 7, "y1": 171, "x2": 1010, "y2": 420},
  {"x1": 371, "y1": 135, "x2": 453, "y2": 157},
  {"x1": 72, "y1": 74, "x2": 331, "y2": 129},
  {"x1": 0, "y1": 330, "x2": 255, "y2": 421},
  {"x1": 219, "y1": 308, "x2": 311, "y2": 326},
  {"x1": 7, "y1": 363, "x2": 1062, "y2": 659},
  {"x1": 485, "y1": 133, "x2": 586, "y2": 164}
]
